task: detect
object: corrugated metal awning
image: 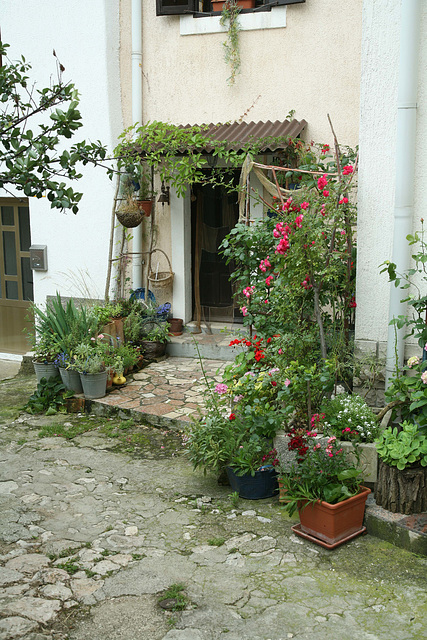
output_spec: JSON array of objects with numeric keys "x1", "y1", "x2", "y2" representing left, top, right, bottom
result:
[
  {"x1": 185, "y1": 118, "x2": 307, "y2": 153},
  {"x1": 133, "y1": 119, "x2": 307, "y2": 155}
]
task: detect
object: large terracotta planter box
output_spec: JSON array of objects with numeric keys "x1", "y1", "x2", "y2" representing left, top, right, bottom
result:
[{"x1": 297, "y1": 486, "x2": 371, "y2": 546}]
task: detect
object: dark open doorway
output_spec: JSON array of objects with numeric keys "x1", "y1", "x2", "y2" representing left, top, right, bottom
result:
[{"x1": 191, "y1": 173, "x2": 242, "y2": 324}]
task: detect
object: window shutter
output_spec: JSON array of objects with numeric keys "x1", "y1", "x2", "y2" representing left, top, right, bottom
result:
[{"x1": 156, "y1": 0, "x2": 198, "y2": 15}]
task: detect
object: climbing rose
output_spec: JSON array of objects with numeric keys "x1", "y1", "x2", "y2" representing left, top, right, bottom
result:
[
  {"x1": 241, "y1": 306, "x2": 248, "y2": 316},
  {"x1": 295, "y1": 214, "x2": 304, "y2": 228},
  {"x1": 265, "y1": 275, "x2": 274, "y2": 287},
  {"x1": 323, "y1": 190, "x2": 329, "y2": 197},
  {"x1": 342, "y1": 165, "x2": 354, "y2": 175},
  {"x1": 317, "y1": 174, "x2": 328, "y2": 190}
]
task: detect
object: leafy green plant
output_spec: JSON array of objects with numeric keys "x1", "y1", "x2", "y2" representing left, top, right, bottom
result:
[
  {"x1": 385, "y1": 358, "x2": 427, "y2": 431},
  {"x1": 24, "y1": 377, "x2": 72, "y2": 415},
  {"x1": 208, "y1": 537, "x2": 226, "y2": 547},
  {"x1": 375, "y1": 421, "x2": 427, "y2": 470},
  {"x1": 0, "y1": 41, "x2": 108, "y2": 212},
  {"x1": 141, "y1": 322, "x2": 171, "y2": 344},
  {"x1": 228, "y1": 491, "x2": 239, "y2": 508}
]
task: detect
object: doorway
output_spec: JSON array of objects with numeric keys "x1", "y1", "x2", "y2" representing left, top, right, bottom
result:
[
  {"x1": 191, "y1": 177, "x2": 241, "y2": 324},
  {"x1": 0, "y1": 199, "x2": 34, "y2": 354}
]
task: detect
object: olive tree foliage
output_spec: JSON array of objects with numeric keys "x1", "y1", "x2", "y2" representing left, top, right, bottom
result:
[{"x1": 0, "y1": 41, "x2": 109, "y2": 212}]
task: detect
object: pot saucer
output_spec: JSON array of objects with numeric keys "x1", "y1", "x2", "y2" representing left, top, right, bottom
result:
[{"x1": 291, "y1": 523, "x2": 367, "y2": 549}]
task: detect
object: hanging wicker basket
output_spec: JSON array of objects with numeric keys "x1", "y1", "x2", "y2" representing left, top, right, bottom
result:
[
  {"x1": 116, "y1": 207, "x2": 144, "y2": 228},
  {"x1": 148, "y1": 248, "x2": 174, "y2": 289}
]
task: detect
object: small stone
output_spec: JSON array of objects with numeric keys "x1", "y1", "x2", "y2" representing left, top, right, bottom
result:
[
  {"x1": 6, "y1": 554, "x2": 50, "y2": 575},
  {"x1": 70, "y1": 577, "x2": 104, "y2": 599},
  {"x1": 92, "y1": 560, "x2": 118, "y2": 574},
  {"x1": 0, "y1": 567, "x2": 24, "y2": 586},
  {"x1": 116, "y1": 477, "x2": 128, "y2": 485},
  {"x1": 39, "y1": 583, "x2": 73, "y2": 600},
  {"x1": 183, "y1": 532, "x2": 191, "y2": 540},
  {"x1": 257, "y1": 516, "x2": 271, "y2": 523},
  {"x1": 226, "y1": 513, "x2": 237, "y2": 520},
  {"x1": 200, "y1": 496, "x2": 211, "y2": 503},
  {"x1": 174, "y1": 497, "x2": 187, "y2": 503},
  {"x1": 0, "y1": 481, "x2": 18, "y2": 494},
  {"x1": 109, "y1": 554, "x2": 132, "y2": 567},
  {"x1": 32, "y1": 568, "x2": 69, "y2": 585},
  {"x1": 0, "y1": 616, "x2": 38, "y2": 638},
  {"x1": 38, "y1": 470, "x2": 52, "y2": 476},
  {"x1": 125, "y1": 526, "x2": 138, "y2": 536},
  {"x1": 4, "y1": 596, "x2": 61, "y2": 624},
  {"x1": 242, "y1": 510, "x2": 256, "y2": 517}
]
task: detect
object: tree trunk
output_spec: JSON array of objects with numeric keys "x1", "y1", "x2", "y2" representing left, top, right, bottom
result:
[{"x1": 374, "y1": 460, "x2": 427, "y2": 514}]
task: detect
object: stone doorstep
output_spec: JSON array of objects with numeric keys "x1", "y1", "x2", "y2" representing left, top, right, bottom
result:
[{"x1": 274, "y1": 432, "x2": 378, "y2": 484}]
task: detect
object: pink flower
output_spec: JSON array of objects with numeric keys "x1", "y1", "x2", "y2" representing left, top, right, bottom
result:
[
  {"x1": 317, "y1": 174, "x2": 328, "y2": 190},
  {"x1": 295, "y1": 214, "x2": 304, "y2": 228},
  {"x1": 241, "y1": 306, "x2": 248, "y2": 316},
  {"x1": 98, "y1": 334, "x2": 104, "y2": 340},
  {"x1": 421, "y1": 371, "x2": 427, "y2": 385},
  {"x1": 407, "y1": 356, "x2": 420, "y2": 368},
  {"x1": 313, "y1": 443, "x2": 321, "y2": 451},
  {"x1": 233, "y1": 394, "x2": 243, "y2": 402},
  {"x1": 342, "y1": 165, "x2": 354, "y2": 175},
  {"x1": 328, "y1": 453, "x2": 334, "y2": 458},
  {"x1": 327, "y1": 436, "x2": 336, "y2": 443},
  {"x1": 323, "y1": 190, "x2": 329, "y2": 197},
  {"x1": 243, "y1": 286, "x2": 255, "y2": 298},
  {"x1": 91, "y1": 337, "x2": 96, "y2": 341},
  {"x1": 300, "y1": 202, "x2": 309, "y2": 210},
  {"x1": 339, "y1": 197, "x2": 349, "y2": 205},
  {"x1": 278, "y1": 349, "x2": 283, "y2": 355},
  {"x1": 340, "y1": 230, "x2": 346, "y2": 235},
  {"x1": 215, "y1": 383, "x2": 228, "y2": 394},
  {"x1": 284, "y1": 378, "x2": 291, "y2": 387},
  {"x1": 265, "y1": 275, "x2": 274, "y2": 287}
]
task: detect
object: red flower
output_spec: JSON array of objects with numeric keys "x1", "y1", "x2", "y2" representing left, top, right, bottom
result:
[
  {"x1": 271, "y1": 381, "x2": 277, "y2": 387},
  {"x1": 229, "y1": 413, "x2": 236, "y2": 421}
]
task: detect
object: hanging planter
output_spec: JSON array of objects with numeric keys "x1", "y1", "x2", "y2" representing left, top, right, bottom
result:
[
  {"x1": 148, "y1": 248, "x2": 174, "y2": 290},
  {"x1": 116, "y1": 199, "x2": 144, "y2": 228}
]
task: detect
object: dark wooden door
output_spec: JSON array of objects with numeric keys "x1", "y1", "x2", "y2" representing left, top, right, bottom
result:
[{"x1": 192, "y1": 181, "x2": 240, "y2": 323}]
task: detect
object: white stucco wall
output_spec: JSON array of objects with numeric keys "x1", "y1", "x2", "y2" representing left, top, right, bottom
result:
[
  {"x1": 1, "y1": 0, "x2": 122, "y2": 307},
  {"x1": 356, "y1": 0, "x2": 427, "y2": 358},
  {"x1": 141, "y1": 1, "x2": 363, "y2": 147}
]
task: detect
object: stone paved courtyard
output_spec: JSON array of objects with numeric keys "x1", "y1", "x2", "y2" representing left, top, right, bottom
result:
[{"x1": 0, "y1": 374, "x2": 427, "y2": 640}]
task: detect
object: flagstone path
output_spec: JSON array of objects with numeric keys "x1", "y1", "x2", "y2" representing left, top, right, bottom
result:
[{"x1": 0, "y1": 375, "x2": 427, "y2": 640}]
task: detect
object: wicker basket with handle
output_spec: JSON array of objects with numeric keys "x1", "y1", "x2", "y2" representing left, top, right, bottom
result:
[{"x1": 148, "y1": 248, "x2": 174, "y2": 289}]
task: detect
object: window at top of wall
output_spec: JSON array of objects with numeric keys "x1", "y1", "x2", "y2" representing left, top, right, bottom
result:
[{"x1": 156, "y1": 0, "x2": 305, "y2": 17}]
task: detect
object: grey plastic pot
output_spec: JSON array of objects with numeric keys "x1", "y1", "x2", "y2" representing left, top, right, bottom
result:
[
  {"x1": 79, "y1": 371, "x2": 108, "y2": 399},
  {"x1": 33, "y1": 361, "x2": 59, "y2": 384}
]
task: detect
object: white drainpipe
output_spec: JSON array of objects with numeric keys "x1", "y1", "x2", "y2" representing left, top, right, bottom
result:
[
  {"x1": 385, "y1": 0, "x2": 421, "y2": 387},
  {"x1": 131, "y1": 0, "x2": 143, "y2": 290}
]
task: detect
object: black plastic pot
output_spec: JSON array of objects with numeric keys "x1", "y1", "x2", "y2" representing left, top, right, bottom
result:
[{"x1": 226, "y1": 466, "x2": 278, "y2": 500}]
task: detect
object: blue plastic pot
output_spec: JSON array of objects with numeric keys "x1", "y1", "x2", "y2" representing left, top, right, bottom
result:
[{"x1": 226, "y1": 466, "x2": 278, "y2": 500}]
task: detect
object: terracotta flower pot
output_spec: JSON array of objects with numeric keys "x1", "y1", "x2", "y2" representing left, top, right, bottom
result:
[
  {"x1": 293, "y1": 486, "x2": 371, "y2": 548},
  {"x1": 136, "y1": 199, "x2": 153, "y2": 217},
  {"x1": 169, "y1": 318, "x2": 183, "y2": 336},
  {"x1": 212, "y1": 0, "x2": 255, "y2": 10}
]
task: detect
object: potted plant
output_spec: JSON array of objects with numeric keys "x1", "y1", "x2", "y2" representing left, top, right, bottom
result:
[
  {"x1": 375, "y1": 421, "x2": 427, "y2": 514},
  {"x1": 280, "y1": 435, "x2": 370, "y2": 548},
  {"x1": 139, "y1": 322, "x2": 171, "y2": 358},
  {"x1": 73, "y1": 336, "x2": 110, "y2": 399},
  {"x1": 31, "y1": 336, "x2": 60, "y2": 383},
  {"x1": 226, "y1": 438, "x2": 280, "y2": 499},
  {"x1": 56, "y1": 352, "x2": 83, "y2": 394}
]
